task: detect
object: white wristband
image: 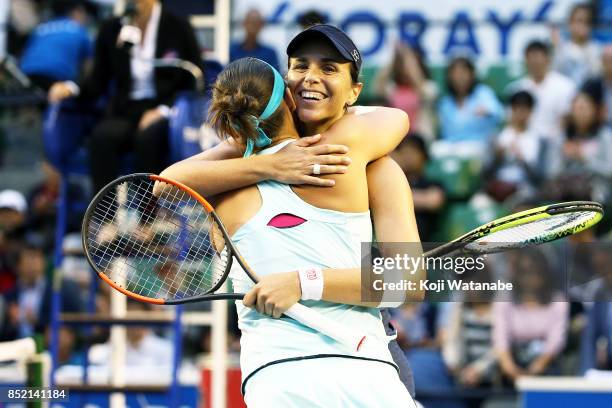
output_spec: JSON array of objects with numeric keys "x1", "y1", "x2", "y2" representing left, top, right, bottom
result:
[
  {"x1": 157, "y1": 104, "x2": 171, "y2": 118},
  {"x1": 297, "y1": 267, "x2": 324, "y2": 301},
  {"x1": 64, "y1": 81, "x2": 80, "y2": 96}
]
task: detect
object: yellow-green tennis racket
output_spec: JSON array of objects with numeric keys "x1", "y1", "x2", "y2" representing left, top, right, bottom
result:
[{"x1": 425, "y1": 201, "x2": 603, "y2": 258}]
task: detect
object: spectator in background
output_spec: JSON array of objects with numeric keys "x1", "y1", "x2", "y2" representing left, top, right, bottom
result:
[
  {"x1": 0, "y1": 189, "x2": 27, "y2": 241},
  {"x1": 0, "y1": 189, "x2": 28, "y2": 294},
  {"x1": 390, "y1": 135, "x2": 445, "y2": 242},
  {"x1": 508, "y1": 40, "x2": 576, "y2": 143},
  {"x1": 375, "y1": 43, "x2": 438, "y2": 142},
  {"x1": 393, "y1": 303, "x2": 440, "y2": 351},
  {"x1": 53, "y1": 326, "x2": 83, "y2": 365},
  {"x1": 580, "y1": 245, "x2": 612, "y2": 373},
  {"x1": 582, "y1": 45, "x2": 612, "y2": 127},
  {"x1": 484, "y1": 91, "x2": 543, "y2": 203},
  {"x1": 25, "y1": 161, "x2": 61, "y2": 252},
  {"x1": 552, "y1": 3, "x2": 600, "y2": 87},
  {"x1": 438, "y1": 56, "x2": 504, "y2": 146},
  {"x1": 25, "y1": 161, "x2": 87, "y2": 252},
  {"x1": 443, "y1": 270, "x2": 497, "y2": 406},
  {"x1": 19, "y1": 0, "x2": 92, "y2": 91},
  {"x1": 60, "y1": 233, "x2": 91, "y2": 293},
  {"x1": 48, "y1": 0, "x2": 203, "y2": 194},
  {"x1": 493, "y1": 249, "x2": 568, "y2": 384},
  {"x1": 393, "y1": 302, "x2": 458, "y2": 408},
  {"x1": 7, "y1": 0, "x2": 40, "y2": 56},
  {"x1": 444, "y1": 301, "x2": 496, "y2": 385},
  {"x1": 1, "y1": 241, "x2": 81, "y2": 341},
  {"x1": 548, "y1": 90, "x2": 612, "y2": 203},
  {"x1": 229, "y1": 8, "x2": 279, "y2": 71},
  {"x1": 89, "y1": 300, "x2": 173, "y2": 367}
]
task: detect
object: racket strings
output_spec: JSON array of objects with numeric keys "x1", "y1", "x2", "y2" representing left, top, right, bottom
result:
[
  {"x1": 468, "y1": 210, "x2": 598, "y2": 252},
  {"x1": 85, "y1": 178, "x2": 229, "y2": 300}
]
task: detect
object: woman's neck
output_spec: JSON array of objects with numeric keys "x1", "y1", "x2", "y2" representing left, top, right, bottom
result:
[{"x1": 300, "y1": 111, "x2": 345, "y2": 136}]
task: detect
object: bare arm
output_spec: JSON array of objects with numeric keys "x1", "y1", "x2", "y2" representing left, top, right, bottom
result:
[
  {"x1": 158, "y1": 105, "x2": 406, "y2": 198},
  {"x1": 321, "y1": 157, "x2": 424, "y2": 305},
  {"x1": 498, "y1": 350, "x2": 525, "y2": 381},
  {"x1": 401, "y1": 46, "x2": 427, "y2": 93},
  {"x1": 158, "y1": 139, "x2": 270, "y2": 196},
  {"x1": 157, "y1": 135, "x2": 351, "y2": 197},
  {"x1": 366, "y1": 157, "x2": 424, "y2": 303}
]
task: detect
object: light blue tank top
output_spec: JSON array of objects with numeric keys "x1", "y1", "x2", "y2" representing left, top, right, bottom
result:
[{"x1": 229, "y1": 140, "x2": 396, "y2": 381}]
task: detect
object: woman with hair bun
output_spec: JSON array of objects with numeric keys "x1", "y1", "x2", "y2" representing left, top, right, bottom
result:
[
  {"x1": 189, "y1": 56, "x2": 419, "y2": 407},
  {"x1": 160, "y1": 25, "x2": 423, "y2": 404}
]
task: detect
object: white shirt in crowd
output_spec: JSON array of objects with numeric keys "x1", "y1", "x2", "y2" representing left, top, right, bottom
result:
[
  {"x1": 129, "y1": 2, "x2": 161, "y2": 100},
  {"x1": 553, "y1": 40, "x2": 601, "y2": 86},
  {"x1": 90, "y1": 332, "x2": 173, "y2": 367},
  {"x1": 495, "y1": 126, "x2": 542, "y2": 184},
  {"x1": 508, "y1": 71, "x2": 576, "y2": 142}
]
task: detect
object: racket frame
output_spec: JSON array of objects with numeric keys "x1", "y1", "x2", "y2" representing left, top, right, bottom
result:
[
  {"x1": 424, "y1": 201, "x2": 604, "y2": 259},
  {"x1": 82, "y1": 173, "x2": 265, "y2": 305}
]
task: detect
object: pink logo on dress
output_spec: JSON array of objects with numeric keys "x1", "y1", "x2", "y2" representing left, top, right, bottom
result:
[{"x1": 267, "y1": 213, "x2": 307, "y2": 228}]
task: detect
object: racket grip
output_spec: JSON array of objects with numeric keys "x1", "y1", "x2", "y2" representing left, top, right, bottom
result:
[{"x1": 284, "y1": 303, "x2": 367, "y2": 352}]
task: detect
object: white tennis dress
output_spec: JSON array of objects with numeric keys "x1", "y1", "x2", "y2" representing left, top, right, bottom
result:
[{"x1": 229, "y1": 141, "x2": 416, "y2": 407}]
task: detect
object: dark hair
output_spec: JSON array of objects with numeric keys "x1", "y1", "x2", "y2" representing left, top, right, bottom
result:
[
  {"x1": 569, "y1": 3, "x2": 594, "y2": 25},
  {"x1": 209, "y1": 58, "x2": 285, "y2": 145},
  {"x1": 566, "y1": 90, "x2": 603, "y2": 138},
  {"x1": 509, "y1": 90, "x2": 535, "y2": 109},
  {"x1": 582, "y1": 78, "x2": 604, "y2": 105},
  {"x1": 398, "y1": 134, "x2": 429, "y2": 161},
  {"x1": 348, "y1": 64, "x2": 360, "y2": 84},
  {"x1": 51, "y1": 0, "x2": 84, "y2": 16},
  {"x1": 297, "y1": 10, "x2": 327, "y2": 28},
  {"x1": 445, "y1": 56, "x2": 477, "y2": 98},
  {"x1": 524, "y1": 40, "x2": 551, "y2": 56}
]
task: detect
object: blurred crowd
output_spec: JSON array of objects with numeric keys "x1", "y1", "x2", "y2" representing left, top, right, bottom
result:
[{"x1": 1, "y1": 1, "x2": 612, "y2": 407}]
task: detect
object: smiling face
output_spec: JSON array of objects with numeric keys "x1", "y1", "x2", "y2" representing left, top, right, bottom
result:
[{"x1": 287, "y1": 40, "x2": 362, "y2": 134}]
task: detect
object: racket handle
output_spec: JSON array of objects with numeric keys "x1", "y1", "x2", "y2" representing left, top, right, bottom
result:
[{"x1": 284, "y1": 303, "x2": 367, "y2": 352}]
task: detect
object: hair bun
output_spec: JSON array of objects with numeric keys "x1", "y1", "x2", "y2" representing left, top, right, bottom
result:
[
  {"x1": 229, "y1": 89, "x2": 259, "y2": 117},
  {"x1": 209, "y1": 58, "x2": 285, "y2": 144}
]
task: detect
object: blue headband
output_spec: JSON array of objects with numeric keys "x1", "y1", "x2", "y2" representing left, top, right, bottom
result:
[{"x1": 243, "y1": 61, "x2": 286, "y2": 157}]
